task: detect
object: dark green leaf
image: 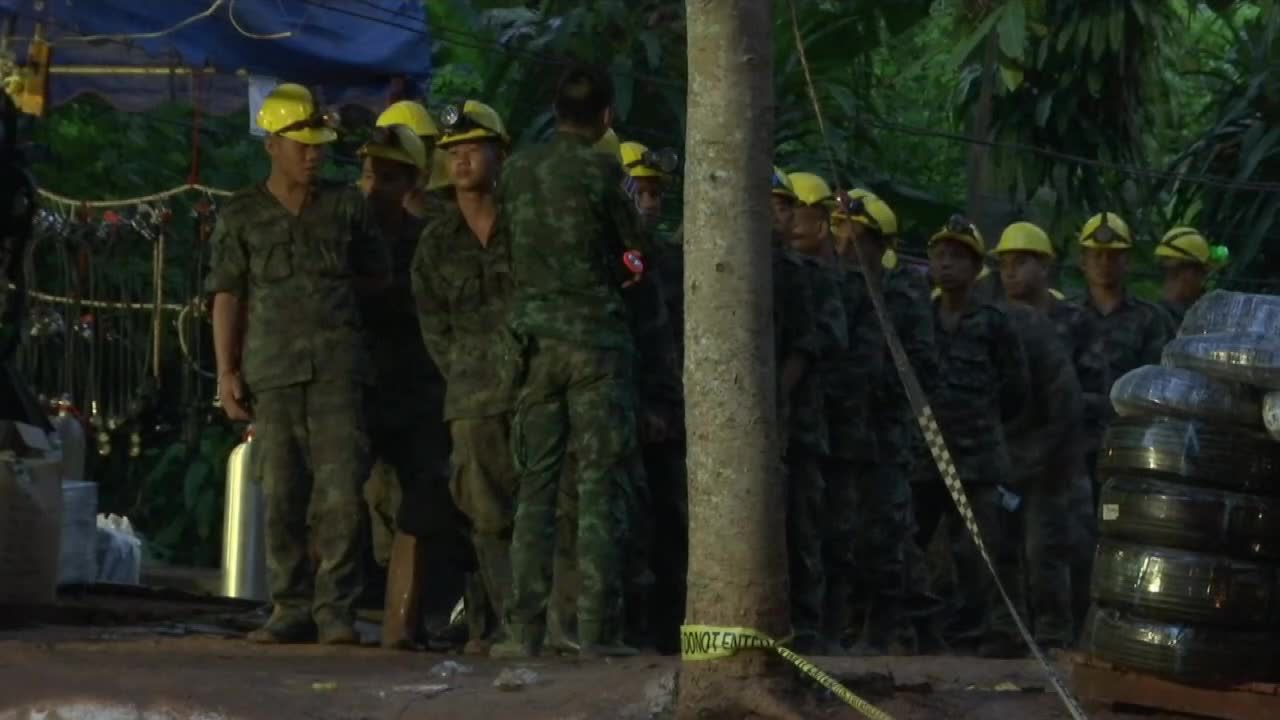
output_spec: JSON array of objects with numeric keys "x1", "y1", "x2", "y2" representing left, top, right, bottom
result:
[
  {"x1": 196, "y1": 491, "x2": 217, "y2": 541},
  {"x1": 1237, "y1": 126, "x2": 1280, "y2": 181},
  {"x1": 1035, "y1": 93, "x2": 1054, "y2": 127},
  {"x1": 639, "y1": 31, "x2": 662, "y2": 70},
  {"x1": 1091, "y1": 16, "x2": 1108, "y2": 62},
  {"x1": 1109, "y1": 6, "x2": 1125, "y2": 52},
  {"x1": 949, "y1": 5, "x2": 1007, "y2": 69},
  {"x1": 999, "y1": 0, "x2": 1027, "y2": 61}
]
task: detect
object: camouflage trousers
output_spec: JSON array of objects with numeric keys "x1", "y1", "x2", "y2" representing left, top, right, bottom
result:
[
  {"x1": 817, "y1": 455, "x2": 859, "y2": 642},
  {"x1": 787, "y1": 447, "x2": 826, "y2": 644},
  {"x1": 1018, "y1": 463, "x2": 1075, "y2": 648},
  {"x1": 255, "y1": 379, "x2": 370, "y2": 623},
  {"x1": 449, "y1": 414, "x2": 517, "y2": 623},
  {"x1": 912, "y1": 477, "x2": 1027, "y2": 645},
  {"x1": 851, "y1": 456, "x2": 913, "y2": 645},
  {"x1": 547, "y1": 443, "x2": 650, "y2": 645},
  {"x1": 506, "y1": 337, "x2": 635, "y2": 646},
  {"x1": 1069, "y1": 452, "x2": 1099, "y2": 637},
  {"x1": 645, "y1": 437, "x2": 688, "y2": 654}
]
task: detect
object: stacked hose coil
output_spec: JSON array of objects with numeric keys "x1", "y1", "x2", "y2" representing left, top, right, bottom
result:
[{"x1": 1085, "y1": 291, "x2": 1280, "y2": 686}]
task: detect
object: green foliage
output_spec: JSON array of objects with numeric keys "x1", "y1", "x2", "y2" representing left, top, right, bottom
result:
[{"x1": 1164, "y1": 2, "x2": 1280, "y2": 290}]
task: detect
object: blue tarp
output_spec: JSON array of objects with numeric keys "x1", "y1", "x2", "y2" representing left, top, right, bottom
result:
[{"x1": 0, "y1": 0, "x2": 432, "y2": 113}]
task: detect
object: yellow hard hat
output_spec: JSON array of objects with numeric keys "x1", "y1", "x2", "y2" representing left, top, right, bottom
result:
[
  {"x1": 833, "y1": 190, "x2": 899, "y2": 237},
  {"x1": 256, "y1": 83, "x2": 336, "y2": 145},
  {"x1": 437, "y1": 100, "x2": 509, "y2": 148},
  {"x1": 594, "y1": 129, "x2": 621, "y2": 160},
  {"x1": 993, "y1": 221, "x2": 1055, "y2": 257},
  {"x1": 771, "y1": 166, "x2": 797, "y2": 199},
  {"x1": 426, "y1": 150, "x2": 452, "y2": 191},
  {"x1": 929, "y1": 214, "x2": 985, "y2": 257},
  {"x1": 787, "y1": 172, "x2": 834, "y2": 208},
  {"x1": 1078, "y1": 212, "x2": 1134, "y2": 249},
  {"x1": 359, "y1": 123, "x2": 427, "y2": 170},
  {"x1": 1155, "y1": 227, "x2": 1228, "y2": 268},
  {"x1": 620, "y1": 141, "x2": 678, "y2": 178},
  {"x1": 376, "y1": 100, "x2": 438, "y2": 138},
  {"x1": 882, "y1": 248, "x2": 898, "y2": 270}
]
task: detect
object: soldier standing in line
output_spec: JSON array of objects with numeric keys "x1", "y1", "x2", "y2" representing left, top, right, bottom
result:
[
  {"x1": 411, "y1": 100, "x2": 516, "y2": 655},
  {"x1": 788, "y1": 172, "x2": 873, "y2": 653},
  {"x1": 830, "y1": 190, "x2": 934, "y2": 655},
  {"x1": 491, "y1": 65, "x2": 647, "y2": 659},
  {"x1": 208, "y1": 83, "x2": 389, "y2": 644},
  {"x1": 992, "y1": 222, "x2": 1088, "y2": 650},
  {"x1": 1154, "y1": 226, "x2": 1223, "y2": 328},
  {"x1": 617, "y1": 140, "x2": 684, "y2": 652},
  {"x1": 354, "y1": 122, "x2": 461, "y2": 650},
  {"x1": 769, "y1": 169, "x2": 845, "y2": 653},
  {"x1": 915, "y1": 215, "x2": 1030, "y2": 658}
]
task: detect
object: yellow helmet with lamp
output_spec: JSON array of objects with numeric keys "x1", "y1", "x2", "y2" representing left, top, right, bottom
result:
[
  {"x1": 1155, "y1": 227, "x2": 1229, "y2": 268},
  {"x1": 833, "y1": 190, "x2": 899, "y2": 238},
  {"x1": 620, "y1": 141, "x2": 679, "y2": 178},
  {"x1": 256, "y1": 83, "x2": 337, "y2": 145},
  {"x1": 376, "y1": 100, "x2": 438, "y2": 139},
  {"x1": 929, "y1": 214, "x2": 985, "y2": 257},
  {"x1": 993, "y1": 221, "x2": 1055, "y2": 258},
  {"x1": 787, "y1": 172, "x2": 834, "y2": 208},
  {"x1": 1078, "y1": 211, "x2": 1134, "y2": 249},
  {"x1": 437, "y1": 100, "x2": 510, "y2": 148},
  {"x1": 358, "y1": 123, "x2": 427, "y2": 170}
]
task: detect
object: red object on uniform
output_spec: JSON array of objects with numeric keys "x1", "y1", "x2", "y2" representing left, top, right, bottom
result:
[
  {"x1": 623, "y1": 250, "x2": 645, "y2": 275},
  {"x1": 102, "y1": 210, "x2": 122, "y2": 225}
]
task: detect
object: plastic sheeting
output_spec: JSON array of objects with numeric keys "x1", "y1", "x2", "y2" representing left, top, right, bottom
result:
[
  {"x1": 1082, "y1": 605, "x2": 1280, "y2": 685},
  {"x1": 1181, "y1": 290, "x2": 1280, "y2": 338},
  {"x1": 1110, "y1": 365, "x2": 1261, "y2": 427},
  {"x1": 1099, "y1": 475, "x2": 1280, "y2": 561},
  {"x1": 1163, "y1": 333, "x2": 1280, "y2": 390},
  {"x1": 1091, "y1": 539, "x2": 1280, "y2": 628},
  {"x1": 1099, "y1": 415, "x2": 1280, "y2": 493},
  {"x1": 0, "y1": 0, "x2": 431, "y2": 113}
]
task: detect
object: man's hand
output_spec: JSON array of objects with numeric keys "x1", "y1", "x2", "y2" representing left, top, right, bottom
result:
[{"x1": 219, "y1": 371, "x2": 252, "y2": 421}]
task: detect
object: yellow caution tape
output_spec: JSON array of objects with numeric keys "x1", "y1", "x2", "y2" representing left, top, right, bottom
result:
[{"x1": 681, "y1": 624, "x2": 896, "y2": 720}]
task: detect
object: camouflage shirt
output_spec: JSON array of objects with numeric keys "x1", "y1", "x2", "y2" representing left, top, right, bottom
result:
[
  {"x1": 1002, "y1": 303, "x2": 1083, "y2": 485},
  {"x1": 503, "y1": 131, "x2": 647, "y2": 352},
  {"x1": 819, "y1": 265, "x2": 884, "y2": 462},
  {"x1": 204, "y1": 183, "x2": 388, "y2": 393},
  {"x1": 626, "y1": 259, "x2": 682, "y2": 425},
  {"x1": 929, "y1": 298, "x2": 1030, "y2": 485},
  {"x1": 789, "y1": 257, "x2": 848, "y2": 455},
  {"x1": 874, "y1": 265, "x2": 938, "y2": 470},
  {"x1": 361, "y1": 212, "x2": 445, "y2": 428},
  {"x1": 1077, "y1": 291, "x2": 1175, "y2": 396},
  {"x1": 1046, "y1": 297, "x2": 1111, "y2": 452},
  {"x1": 412, "y1": 200, "x2": 517, "y2": 420}
]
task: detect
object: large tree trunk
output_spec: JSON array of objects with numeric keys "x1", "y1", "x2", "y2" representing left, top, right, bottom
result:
[{"x1": 677, "y1": 1, "x2": 797, "y2": 718}]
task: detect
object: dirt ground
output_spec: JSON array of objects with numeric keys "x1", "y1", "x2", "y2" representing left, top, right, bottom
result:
[{"x1": 0, "y1": 589, "x2": 1187, "y2": 720}]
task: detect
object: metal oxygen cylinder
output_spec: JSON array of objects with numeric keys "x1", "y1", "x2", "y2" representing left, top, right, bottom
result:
[{"x1": 220, "y1": 425, "x2": 267, "y2": 601}]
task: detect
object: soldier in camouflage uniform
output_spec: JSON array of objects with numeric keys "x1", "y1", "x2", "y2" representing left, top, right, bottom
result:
[
  {"x1": 831, "y1": 191, "x2": 935, "y2": 654},
  {"x1": 618, "y1": 141, "x2": 684, "y2": 652},
  {"x1": 915, "y1": 215, "x2": 1031, "y2": 658},
  {"x1": 1074, "y1": 211, "x2": 1175, "y2": 631},
  {"x1": 995, "y1": 221, "x2": 1108, "y2": 647},
  {"x1": 491, "y1": 66, "x2": 647, "y2": 658},
  {"x1": 354, "y1": 122, "x2": 461, "y2": 650},
  {"x1": 769, "y1": 170, "x2": 845, "y2": 653},
  {"x1": 207, "y1": 84, "x2": 389, "y2": 644},
  {"x1": 788, "y1": 172, "x2": 870, "y2": 651},
  {"x1": 412, "y1": 101, "x2": 517, "y2": 654}
]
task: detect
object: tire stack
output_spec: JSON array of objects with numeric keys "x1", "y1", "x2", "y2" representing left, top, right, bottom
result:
[{"x1": 1083, "y1": 290, "x2": 1280, "y2": 686}]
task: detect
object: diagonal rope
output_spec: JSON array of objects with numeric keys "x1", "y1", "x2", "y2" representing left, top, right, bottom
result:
[{"x1": 783, "y1": 0, "x2": 1089, "y2": 717}]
